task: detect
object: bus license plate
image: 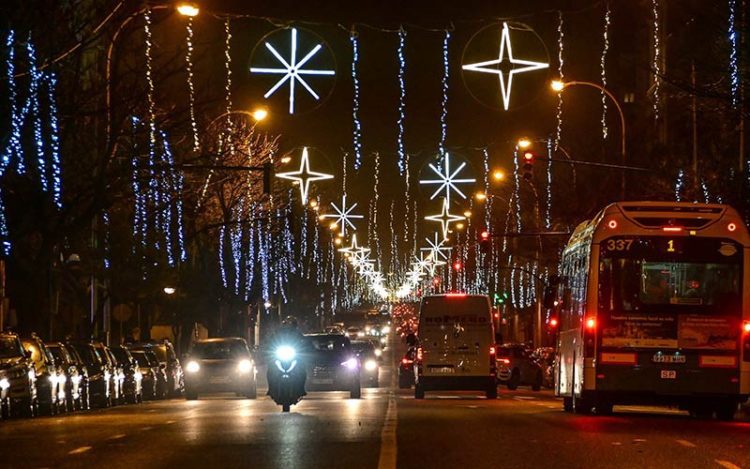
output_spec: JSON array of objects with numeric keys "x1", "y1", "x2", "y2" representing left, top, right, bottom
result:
[
  {"x1": 660, "y1": 370, "x2": 676, "y2": 379},
  {"x1": 431, "y1": 367, "x2": 455, "y2": 374},
  {"x1": 652, "y1": 354, "x2": 686, "y2": 364}
]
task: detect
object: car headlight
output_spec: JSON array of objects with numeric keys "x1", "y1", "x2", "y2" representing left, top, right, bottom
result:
[
  {"x1": 185, "y1": 361, "x2": 200, "y2": 373},
  {"x1": 58, "y1": 374, "x2": 67, "y2": 384},
  {"x1": 71, "y1": 375, "x2": 82, "y2": 385},
  {"x1": 237, "y1": 359, "x2": 253, "y2": 374},
  {"x1": 275, "y1": 346, "x2": 296, "y2": 362},
  {"x1": 374, "y1": 348, "x2": 382, "y2": 357},
  {"x1": 28, "y1": 369, "x2": 36, "y2": 380},
  {"x1": 364, "y1": 360, "x2": 377, "y2": 371},
  {"x1": 134, "y1": 372, "x2": 143, "y2": 381},
  {"x1": 357, "y1": 331, "x2": 365, "y2": 338},
  {"x1": 341, "y1": 358, "x2": 358, "y2": 370},
  {"x1": 380, "y1": 337, "x2": 387, "y2": 344},
  {"x1": 381, "y1": 326, "x2": 391, "y2": 334},
  {"x1": 49, "y1": 375, "x2": 57, "y2": 384},
  {"x1": 0, "y1": 378, "x2": 9, "y2": 390}
]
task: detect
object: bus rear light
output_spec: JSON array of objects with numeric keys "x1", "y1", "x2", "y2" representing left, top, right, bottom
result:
[
  {"x1": 731, "y1": 377, "x2": 739, "y2": 383},
  {"x1": 607, "y1": 219, "x2": 618, "y2": 229},
  {"x1": 497, "y1": 358, "x2": 510, "y2": 365},
  {"x1": 728, "y1": 222, "x2": 738, "y2": 232},
  {"x1": 445, "y1": 293, "x2": 467, "y2": 298},
  {"x1": 662, "y1": 226, "x2": 683, "y2": 232},
  {"x1": 596, "y1": 374, "x2": 605, "y2": 379},
  {"x1": 416, "y1": 347, "x2": 423, "y2": 361},
  {"x1": 489, "y1": 346, "x2": 496, "y2": 356},
  {"x1": 742, "y1": 321, "x2": 750, "y2": 334},
  {"x1": 600, "y1": 353, "x2": 637, "y2": 365},
  {"x1": 585, "y1": 317, "x2": 596, "y2": 330}
]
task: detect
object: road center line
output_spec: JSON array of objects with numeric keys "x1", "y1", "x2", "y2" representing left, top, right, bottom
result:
[
  {"x1": 377, "y1": 393, "x2": 397, "y2": 469},
  {"x1": 108, "y1": 434, "x2": 126, "y2": 440},
  {"x1": 676, "y1": 439, "x2": 696, "y2": 448},
  {"x1": 716, "y1": 460, "x2": 742, "y2": 469},
  {"x1": 68, "y1": 446, "x2": 92, "y2": 455}
]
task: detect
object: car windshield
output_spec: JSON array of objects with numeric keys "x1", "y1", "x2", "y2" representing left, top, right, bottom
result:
[
  {"x1": 131, "y1": 351, "x2": 154, "y2": 368},
  {"x1": 0, "y1": 337, "x2": 23, "y2": 358},
  {"x1": 190, "y1": 340, "x2": 249, "y2": 359},
  {"x1": 149, "y1": 346, "x2": 168, "y2": 362},
  {"x1": 71, "y1": 345, "x2": 101, "y2": 366},
  {"x1": 110, "y1": 348, "x2": 131, "y2": 364},
  {"x1": 48, "y1": 346, "x2": 71, "y2": 364},
  {"x1": 351, "y1": 341, "x2": 374, "y2": 354},
  {"x1": 307, "y1": 336, "x2": 349, "y2": 355}
]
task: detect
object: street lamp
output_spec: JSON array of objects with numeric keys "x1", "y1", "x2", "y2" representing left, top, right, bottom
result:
[
  {"x1": 492, "y1": 169, "x2": 506, "y2": 182},
  {"x1": 163, "y1": 286, "x2": 176, "y2": 295},
  {"x1": 207, "y1": 108, "x2": 270, "y2": 129},
  {"x1": 176, "y1": 2, "x2": 200, "y2": 17},
  {"x1": 517, "y1": 137, "x2": 532, "y2": 149},
  {"x1": 550, "y1": 79, "x2": 627, "y2": 199}
]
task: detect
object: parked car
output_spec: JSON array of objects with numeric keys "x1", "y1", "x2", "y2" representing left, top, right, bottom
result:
[
  {"x1": 350, "y1": 340, "x2": 379, "y2": 387},
  {"x1": 110, "y1": 346, "x2": 143, "y2": 404},
  {"x1": 129, "y1": 348, "x2": 166, "y2": 400},
  {"x1": 92, "y1": 342, "x2": 123, "y2": 405},
  {"x1": 46, "y1": 342, "x2": 89, "y2": 411},
  {"x1": 0, "y1": 332, "x2": 37, "y2": 418},
  {"x1": 67, "y1": 341, "x2": 112, "y2": 408},
  {"x1": 183, "y1": 337, "x2": 258, "y2": 400},
  {"x1": 398, "y1": 347, "x2": 416, "y2": 389},
  {"x1": 496, "y1": 344, "x2": 544, "y2": 391},
  {"x1": 22, "y1": 335, "x2": 64, "y2": 415},
  {"x1": 531, "y1": 347, "x2": 556, "y2": 389},
  {"x1": 304, "y1": 333, "x2": 361, "y2": 398},
  {"x1": 131, "y1": 340, "x2": 183, "y2": 397}
]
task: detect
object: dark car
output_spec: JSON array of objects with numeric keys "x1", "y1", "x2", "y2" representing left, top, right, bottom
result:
[
  {"x1": 46, "y1": 342, "x2": 89, "y2": 411},
  {"x1": 22, "y1": 335, "x2": 63, "y2": 415},
  {"x1": 304, "y1": 334, "x2": 361, "y2": 398},
  {"x1": 183, "y1": 337, "x2": 257, "y2": 400},
  {"x1": 92, "y1": 342, "x2": 123, "y2": 405},
  {"x1": 67, "y1": 342, "x2": 112, "y2": 408},
  {"x1": 129, "y1": 348, "x2": 167, "y2": 400},
  {"x1": 531, "y1": 347, "x2": 556, "y2": 389},
  {"x1": 350, "y1": 340, "x2": 379, "y2": 387},
  {"x1": 110, "y1": 346, "x2": 143, "y2": 404},
  {"x1": 0, "y1": 332, "x2": 37, "y2": 418},
  {"x1": 132, "y1": 341, "x2": 183, "y2": 397},
  {"x1": 398, "y1": 347, "x2": 416, "y2": 389},
  {"x1": 496, "y1": 344, "x2": 544, "y2": 391}
]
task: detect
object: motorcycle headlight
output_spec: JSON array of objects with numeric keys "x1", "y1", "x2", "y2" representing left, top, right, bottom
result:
[
  {"x1": 275, "y1": 346, "x2": 296, "y2": 362},
  {"x1": 237, "y1": 359, "x2": 253, "y2": 374},
  {"x1": 0, "y1": 378, "x2": 9, "y2": 390},
  {"x1": 364, "y1": 360, "x2": 377, "y2": 371},
  {"x1": 341, "y1": 358, "x2": 358, "y2": 370},
  {"x1": 185, "y1": 361, "x2": 200, "y2": 373}
]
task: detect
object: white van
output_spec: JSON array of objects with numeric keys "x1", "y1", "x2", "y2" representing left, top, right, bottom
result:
[{"x1": 414, "y1": 294, "x2": 497, "y2": 399}]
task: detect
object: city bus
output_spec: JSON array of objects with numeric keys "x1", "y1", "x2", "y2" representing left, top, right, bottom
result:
[{"x1": 555, "y1": 202, "x2": 750, "y2": 419}]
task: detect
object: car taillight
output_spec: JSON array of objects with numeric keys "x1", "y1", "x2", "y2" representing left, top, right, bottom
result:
[
  {"x1": 401, "y1": 358, "x2": 413, "y2": 365},
  {"x1": 584, "y1": 317, "x2": 596, "y2": 358},
  {"x1": 497, "y1": 358, "x2": 510, "y2": 365},
  {"x1": 489, "y1": 346, "x2": 496, "y2": 356},
  {"x1": 743, "y1": 321, "x2": 750, "y2": 334}
]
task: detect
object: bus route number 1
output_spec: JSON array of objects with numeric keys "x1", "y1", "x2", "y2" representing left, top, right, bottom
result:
[{"x1": 606, "y1": 239, "x2": 633, "y2": 251}]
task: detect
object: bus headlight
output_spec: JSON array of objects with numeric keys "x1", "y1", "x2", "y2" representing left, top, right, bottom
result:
[
  {"x1": 185, "y1": 361, "x2": 200, "y2": 373},
  {"x1": 374, "y1": 348, "x2": 382, "y2": 357},
  {"x1": 237, "y1": 359, "x2": 253, "y2": 374},
  {"x1": 275, "y1": 346, "x2": 296, "y2": 362}
]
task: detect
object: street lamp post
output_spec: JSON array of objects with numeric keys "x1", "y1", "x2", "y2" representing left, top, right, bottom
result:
[{"x1": 551, "y1": 80, "x2": 627, "y2": 199}]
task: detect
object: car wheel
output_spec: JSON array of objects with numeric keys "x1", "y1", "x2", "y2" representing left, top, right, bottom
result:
[
  {"x1": 715, "y1": 401, "x2": 737, "y2": 421},
  {"x1": 186, "y1": 392, "x2": 198, "y2": 400},
  {"x1": 282, "y1": 403, "x2": 290, "y2": 412},
  {"x1": 563, "y1": 396, "x2": 573, "y2": 412},
  {"x1": 531, "y1": 372, "x2": 542, "y2": 391},
  {"x1": 414, "y1": 383, "x2": 425, "y2": 399},
  {"x1": 506, "y1": 370, "x2": 520, "y2": 390},
  {"x1": 486, "y1": 383, "x2": 498, "y2": 399}
]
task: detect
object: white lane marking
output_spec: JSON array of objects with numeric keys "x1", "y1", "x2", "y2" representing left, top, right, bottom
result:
[
  {"x1": 377, "y1": 393, "x2": 397, "y2": 469},
  {"x1": 165, "y1": 420, "x2": 176, "y2": 424},
  {"x1": 633, "y1": 439, "x2": 647, "y2": 443},
  {"x1": 108, "y1": 434, "x2": 126, "y2": 440},
  {"x1": 141, "y1": 426, "x2": 153, "y2": 431},
  {"x1": 68, "y1": 446, "x2": 92, "y2": 455},
  {"x1": 716, "y1": 460, "x2": 742, "y2": 469},
  {"x1": 676, "y1": 439, "x2": 696, "y2": 448}
]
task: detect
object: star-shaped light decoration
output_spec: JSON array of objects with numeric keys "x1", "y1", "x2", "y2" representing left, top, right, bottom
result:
[
  {"x1": 275, "y1": 147, "x2": 333, "y2": 205},
  {"x1": 421, "y1": 232, "x2": 453, "y2": 261},
  {"x1": 321, "y1": 194, "x2": 364, "y2": 237},
  {"x1": 250, "y1": 28, "x2": 335, "y2": 114},
  {"x1": 424, "y1": 199, "x2": 465, "y2": 239},
  {"x1": 337, "y1": 233, "x2": 370, "y2": 257},
  {"x1": 405, "y1": 267, "x2": 424, "y2": 285},
  {"x1": 419, "y1": 153, "x2": 476, "y2": 206},
  {"x1": 462, "y1": 22, "x2": 549, "y2": 111}
]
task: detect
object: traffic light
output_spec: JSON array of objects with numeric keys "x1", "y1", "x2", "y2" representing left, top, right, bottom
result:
[
  {"x1": 453, "y1": 261, "x2": 462, "y2": 271},
  {"x1": 521, "y1": 151, "x2": 535, "y2": 180},
  {"x1": 493, "y1": 292, "x2": 508, "y2": 306},
  {"x1": 479, "y1": 230, "x2": 491, "y2": 254},
  {"x1": 548, "y1": 317, "x2": 559, "y2": 329},
  {"x1": 263, "y1": 162, "x2": 273, "y2": 194}
]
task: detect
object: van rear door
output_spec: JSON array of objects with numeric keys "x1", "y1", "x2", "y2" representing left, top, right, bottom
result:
[{"x1": 418, "y1": 295, "x2": 493, "y2": 377}]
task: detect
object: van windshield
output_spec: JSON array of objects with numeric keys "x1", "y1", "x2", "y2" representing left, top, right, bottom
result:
[{"x1": 419, "y1": 296, "x2": 491, "y2": 341}]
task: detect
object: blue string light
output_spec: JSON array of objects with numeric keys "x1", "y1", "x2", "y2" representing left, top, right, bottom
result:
[
  {"x1": 396, "y1": 29, "x2": 407, "y2": 175},
  {"x1": 219, "y1": 225, "x2": 228, "y2": 288},
  {"x1": 351, "y1": 31, "x2": 363, "y2": 170},
  {"x1": 27, "y1": 42, "x2": 45, "y2": 187},
  {"x1": 130, "y1": 117, "x2": 146, "y2": 250},
  {"x1": 674, "y1": 169, "x2": 684, "y2": 201},
  {"x1": 103, "y1": 210, "x2": 111, "y2": 270},
  {"x1": 160, "y1": 132, "x2": 187, "y2": 262},
  {"x1": 245, "y1": 217, "x2": 255, "y2": 300},
  {"x1": 46, "y1": 74, "x2": 62, "y2": 208},
  {"x1": 728, "y1": 0, "x2": 740, "y2": 108},
  {"x1": 4, "y1": 31, "x2": 23, "y2": 173},
  {"x1": 439, "y1": 31, "x2": 450, "y2": 156}
]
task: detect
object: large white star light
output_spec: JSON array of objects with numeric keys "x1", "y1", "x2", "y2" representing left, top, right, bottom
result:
[
  {"x1": 421, "y1": 232, "x2": 452, "y2": 261},
  {"x1": 275, "y1": 147, "x2": 334, "y2": 205},
  {"x1": 250, "y1": 28, "x2": 335, "y2": 114},
  {"x1": 338, "y1": 233, "x2": 370, "y2": 257},
  {"x1": 462, "y1": 22, "x2": 549, "y2": 111},
  {"x1": 424, "y1": 199, "x2": 465, "y2": 239},
  {"x1": 322, "y1": 194, "x2": 364, "y2": 237},
  {"x1": 419, "y1": 153, "x2": 476, "y2": 206}
]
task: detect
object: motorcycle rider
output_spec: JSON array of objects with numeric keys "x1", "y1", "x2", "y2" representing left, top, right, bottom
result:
[{"x1": 266, "y1": 316, "x2": 307, "y2": 398}]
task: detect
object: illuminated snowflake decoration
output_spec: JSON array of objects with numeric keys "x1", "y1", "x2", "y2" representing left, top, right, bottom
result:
[
  {"x1": 421, "y1": 232, "x2": 452, "y2": 261},
  {"x1": 419, "y1": 153, "x2": 476, "y2": 206},
  {"x1": 424, "y1": 199, "x2": 465, "y2": 240},
  {"x1": 250, "y1": 28, "x2": 335, "y2": 114},
  {"x1": 462, "y1": 22, "x2": 549, "y2": 111},
  {"x1": 275, "y1": 147, "x2": 334, "y2": 205},
  {"x1": 322, "y1": 194, "x2": 363, "y2": 237}
]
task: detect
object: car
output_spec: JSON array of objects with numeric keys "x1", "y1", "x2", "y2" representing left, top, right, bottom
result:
[
  {"x1": 398, "y1": 347, "x2": 416, "y2": 389},
  {"x1": 67, "y1": 341, "x2": 113, "y2": 408},
  {"x1": 0, "y1": 332, "x2": 37, "y2": 418},
  {"x1": 350, "y1": 340, "x2": 379, "y2": 387},
  {"x1": 304, "y1": 333, "x2": 361, "y2": 398},
  {"x1": 92, "y1": 342, "x2": 123, "y2": 405},
  {"x1": 22, "y1": 335, "x2": 64, "y2": 415},
  {"x1": 531, "y1": 347, "x2": 556, "y2": 389},
  {"x1": 129, "y1": 348, "x2": 167, "y2": 400},
  {"x1": 131, "y1": 340, "x2": 183, "y2": 397},
  {"x1": 110, "y1": 346, "x2": 143, "y2": 404},
  {"x1": 496, "y1": 344, "x2": 544, "y2": 391},
  {"x1": 346, "y1": 327, "x2": 364, "y2": 340},
  {"x1": 46, "y1": 342, "x2": 89, "y2": 411},
  {"x1": 182, "y1": 337, "x2": 258, "y2": 400}
]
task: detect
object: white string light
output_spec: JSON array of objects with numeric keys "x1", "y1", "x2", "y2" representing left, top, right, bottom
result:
[
  {"x1": 224, "y1": 18, "x2": 233, "y2": 115},
  {"x1": 396, "y1": 28, "x2": 407, "y2": 175},
  {"x1": 674, "y1": 169, "x2": 684, "y2": 201},
  {"x1": 601, "y1": 2, "x2": 610, "y2": 140},
  {"x1": 439, "y1": 31, "x2": 450, "y2": 155},
  {"x1": 351, "y1": 30, "x2": 363, "y2": 170},
  {"x1": 46, "y1": 74, "x2": 62, "y2": 208},
  {"x1": 545, "y1": 138, "x2": 552, "y2": 229},
  {"x1": 185, "y1": 17, "x2": 199, "y2": 152},
  {"x1": 728, "y1": 0, "x2": 740, "y2": 108},
  {"x1": 652, "y1": 0, "x2": 661, "y2": 121},
  {"x1": 3, "y1": 31, "x2": 22, "y2": 173},
  {"x1": 27, "y1": 42, "x2": 45, "y2": 188},
  {"x1": 373, "y1": 151, "x2": 382, "y2": 267},
  {"x1": 554, "y1": 12, "x2": 564, "y2": 151}
]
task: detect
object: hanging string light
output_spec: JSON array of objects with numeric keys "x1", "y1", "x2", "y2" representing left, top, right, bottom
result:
[
  {"x1": 652, "y1": 0, "x2": 661, "y2": 121},
  {"x1": 545, "y1": 138, "x2": 552, "y2": 229},
  {"x1": 3, "y1": 31, "x2": 23, "y2": 172},
  {"x1": 700, "y1": 179, "x2": 711, "y2": 203},
  {"x1": 224, "y1": 18, "x2": 233, "y2": 115},
  {"x1": 245, "y1": 215, "x2": 256, "y2": 298},
  {"x1": 0, "y1": 191, "x2": 8, "y2": 255},
  {"x1": 46, "y1": 74, "x2": 62, "y2": 208},
  {"x1": 351, "y1": 30, "x2": 363, "y2": 170},
  {"x1": 219, "y1": 225, "x2": 228, "y2": 288},
  {"x1": 143, "y1": 9, "x2": 157, "y2": 247},
  {"x1": 404, "y1": 160, "x2": 410, "y2": 249},
  {"x1": 396, "y1": 28, "x2": 407, "y2": 175},
  {"x1": 728, "y1": 0, "x2": 740, "y2": 108},
  {"x1": 674, "y1": 169, "x2": 684, "y2": 201},
  {"x1": 184, "y1": 16, "x2": 199, "y2": 152},
  {"x1": 27, "y1": 42, "x2": 45, "y2": 188},
  {"x1": 513, "y1": 147, "x2": 521, "y2": 232},
  {"x1": 373, "y1": 151, "x2": 382, "y2": 267},
  {"x1": 439, "y1": 31, "x2": 450, "y2": 156},
  {"x1": 600, "y1": 2, "x2": 610, "y2": 139},
  {"x1": 554, "y1": 11, "x2": 564, "y2": 151}
]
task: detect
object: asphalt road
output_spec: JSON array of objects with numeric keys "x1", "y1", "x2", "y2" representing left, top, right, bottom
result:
[{"x1": 2, "y1": 342, "x2": 750, "y2": 469}]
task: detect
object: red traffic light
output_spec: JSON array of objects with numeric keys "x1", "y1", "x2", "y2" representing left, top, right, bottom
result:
[
  {"x1": 523, "y1": 151, "x2": 534, "y2": 161},
  {"x1": 480, "y1": 231, "x2": 490, "y2": 240},
  {"x1": 549, "y1": 317, "x2": 559, "y2": 328},
  {"x1": 453, "y1": 261, "x2": 462, "y2": 271}
]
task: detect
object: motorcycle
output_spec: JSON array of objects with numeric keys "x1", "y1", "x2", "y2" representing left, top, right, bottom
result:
[{"x1": 268, "y1": 345, "x2": 305, "y2": 412}]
